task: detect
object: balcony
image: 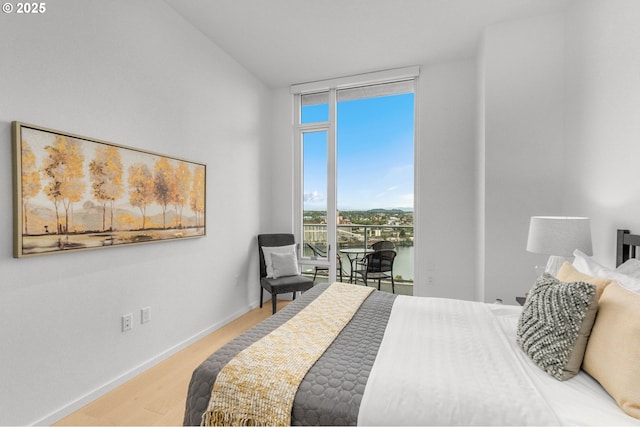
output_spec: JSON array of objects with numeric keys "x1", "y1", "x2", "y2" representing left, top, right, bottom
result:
[{"x1": 301, "y1": 224, "x2": 414, "y2": 295}]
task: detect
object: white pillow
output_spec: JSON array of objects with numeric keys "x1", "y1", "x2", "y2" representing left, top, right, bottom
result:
[
  {"x1": 573, "y1": 249, "x2": 640, "y2": 293},
  {"x1": 616, "y1": 258, "x2": 640, "y2": 278},
  {"x1": 271, "y1": 251, "x2": 299, "y2": 279},
  {"x1": 262, "y1": 244, "x2": 297, "y2": 278},
  {"x1": 572, "y1": 249, "x2": 610, "y2": 276}
]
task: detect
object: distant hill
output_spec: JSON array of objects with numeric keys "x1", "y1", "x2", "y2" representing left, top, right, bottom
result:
[
  {"x1": 305, "y1": 208, "x2": 414, "y2": 214},
  {"x1": 365, "y1": 208, "x2": 413, "y2": 214}
]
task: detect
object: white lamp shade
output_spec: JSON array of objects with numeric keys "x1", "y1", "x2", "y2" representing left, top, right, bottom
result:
[{"x1": 526, "y1": 216, "x2": 593, "y2": 257}]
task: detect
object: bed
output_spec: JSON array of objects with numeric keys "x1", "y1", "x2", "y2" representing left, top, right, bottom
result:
[{"x1": 184, "y1": 229, "x2": 640, "y2": 426}]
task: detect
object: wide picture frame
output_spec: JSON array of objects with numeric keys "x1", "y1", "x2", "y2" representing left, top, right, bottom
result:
[{"x1": 12, "y1": 122, "x2": 206, "y2": 258}]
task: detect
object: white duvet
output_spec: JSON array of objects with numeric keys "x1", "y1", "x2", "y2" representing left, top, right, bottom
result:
[{"x1": 358, "y1": 296, "x2": 639, "y2": 426}]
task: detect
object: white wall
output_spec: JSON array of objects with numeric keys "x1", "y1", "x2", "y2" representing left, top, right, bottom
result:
[
  {"x1": 480, "y1": 12, "x2": 566, "y2": 303},
  {"x1": 564, "y1": 0, "x2": 640, "y2": 267},
  {"x1": 0, "y1": 1, "x2": 271, "y2": 425},
  {"x1": 268, "y1": 88, "x2": 296, "y2": 232},
  {"x1": 414, "y1": 59, "x2": 478, "y2": 300},
  {"x1": 389, "y1": 4, "x2": 640, "y2": 304},
  {"x1": 476, "y1": 40, "x2": 487, "y2": 302}
]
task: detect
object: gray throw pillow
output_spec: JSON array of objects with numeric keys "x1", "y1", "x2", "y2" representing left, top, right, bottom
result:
[
  {"x1": 517, "y1": 273, "x2": 597, "y2": 381},
  {"x1": 270, "y1": 251, "x2": 299, "y2": 279}
]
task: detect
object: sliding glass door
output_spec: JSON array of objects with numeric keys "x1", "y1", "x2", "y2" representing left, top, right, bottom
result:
[{"x1": 295, "y1": 77, "x2": 415, "y2": 292}]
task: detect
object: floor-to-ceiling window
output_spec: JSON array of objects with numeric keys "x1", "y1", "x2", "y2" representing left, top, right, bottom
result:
[{"x1": 293, "y1": 68, "x2": 418, "y2": 294}]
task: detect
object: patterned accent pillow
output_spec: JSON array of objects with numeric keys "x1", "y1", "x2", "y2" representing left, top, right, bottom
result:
[{"x1": 517, "y1": 273, "x2": 598, "y2": 381}]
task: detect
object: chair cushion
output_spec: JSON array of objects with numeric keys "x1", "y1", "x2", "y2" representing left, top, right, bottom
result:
[{"x1": 261, "y1": 275, "x2": 313, "y2": 295}]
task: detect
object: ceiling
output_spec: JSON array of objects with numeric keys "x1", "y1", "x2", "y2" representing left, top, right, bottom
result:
[{"x1": 165, "y1": 0, "x2": 569, "y2": 89}]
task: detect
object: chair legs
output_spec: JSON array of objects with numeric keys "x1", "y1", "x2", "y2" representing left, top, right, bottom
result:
[
  {"x1": 381, "y1": 276, "x2": 396, "y2": 293},
  {"x1": 266, "y1": 291, "x2": 300, "y2": 315},
  {"x1": 312, "y1": 266, "x2": 343, "y2": 283},
  {"x1": 260, "y1": 287, "x2": 264, "y2": 308},
  {"x1": 359, "y1": 275, "x2": 395, "y2": 294},
  {"x1": 354, "y1": 272, "x2": 367, "y2": 287}
]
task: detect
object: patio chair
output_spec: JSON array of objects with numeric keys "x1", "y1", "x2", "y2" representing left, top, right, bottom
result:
[
  {"x1": 353, "y1": 249, "x2": 397, "y2": 293},
  {"x1": 355, "y1": 240, "x2": 396, "y2": 271},
  {"x1": 370, "y1": 240, "x2": 396, "y2": 250},
  {"x1": 258, "y1": 233, "x2": 314, "y2": 314},
  {"x1": 305, "y1": 243, "x2": 344, "y2": 282}
]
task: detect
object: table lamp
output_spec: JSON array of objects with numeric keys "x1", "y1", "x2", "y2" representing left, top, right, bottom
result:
[{"x1": 526, "y1": 216, "x2": 593, "y2": 276}]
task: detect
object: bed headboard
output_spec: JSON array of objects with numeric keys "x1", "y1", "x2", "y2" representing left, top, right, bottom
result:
[{"x1": 616, "y1": 229, "x2": 640, "y2": 266}]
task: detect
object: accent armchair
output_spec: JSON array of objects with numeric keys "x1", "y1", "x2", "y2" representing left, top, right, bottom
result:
[{"x1": 257, "y1": 233, "x2": 314, "y2": 314}]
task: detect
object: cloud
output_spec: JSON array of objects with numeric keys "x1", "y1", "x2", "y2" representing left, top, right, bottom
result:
[
  {"x1": 304, "y1": 191, "x2": 325, "y2": 203},
  {"x1": 384, "y1": 164, "x2": 413, "y2": 178},
  {"x1": 375, "y1": 186, "x2": 399, "y2": 199}
]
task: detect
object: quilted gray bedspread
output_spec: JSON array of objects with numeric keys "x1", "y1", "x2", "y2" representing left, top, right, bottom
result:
[{"x1": 183, "y1": 283, "x2": 397, "y2": 426}]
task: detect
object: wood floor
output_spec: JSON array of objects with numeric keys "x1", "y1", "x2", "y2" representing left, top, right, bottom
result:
[{"x1": 54, "y1": 300, "x2": 290, "y2": 426}]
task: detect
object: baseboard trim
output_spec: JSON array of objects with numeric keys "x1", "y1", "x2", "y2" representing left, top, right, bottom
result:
[{"x1": 33, "y1": 304, "x2": 256, "y2": 426}]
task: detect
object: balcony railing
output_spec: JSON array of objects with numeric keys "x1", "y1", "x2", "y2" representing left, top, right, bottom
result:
[{"x1": 301, "y1": 224, "x2": 414, "y2": 286}]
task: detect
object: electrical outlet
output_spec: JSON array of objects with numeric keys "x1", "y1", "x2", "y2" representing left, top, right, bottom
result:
[
  {"x1": 141, "y1": 306, "x2": 151, "y2": 324},
  {"x1": 122, "y1": 313, "x2": 133, "y2": 332},
  {"x1": 426, "y1": 269, "x2": 435, "y2": 286}
]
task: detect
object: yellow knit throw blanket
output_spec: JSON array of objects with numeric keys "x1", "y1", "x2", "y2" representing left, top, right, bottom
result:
[{"x1": 201, "y1": 283, "x2": 374, "y2": 426}]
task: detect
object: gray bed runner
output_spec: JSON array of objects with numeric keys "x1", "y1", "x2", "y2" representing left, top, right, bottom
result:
[{"x1": 183, "y1": 284, "x2": 397, "y2": 426}]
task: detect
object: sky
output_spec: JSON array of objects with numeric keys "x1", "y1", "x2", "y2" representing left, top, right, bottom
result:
[{"x1": 302, "y1": 92, "x2": 414, "y2": 211}]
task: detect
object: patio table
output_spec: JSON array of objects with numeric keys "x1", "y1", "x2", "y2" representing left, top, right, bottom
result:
[{"x1": 339, "y1": 248, "x2": 374, "y2": 283}]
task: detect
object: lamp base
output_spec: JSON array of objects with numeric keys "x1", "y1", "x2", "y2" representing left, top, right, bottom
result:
[{"x1": 545, "y1": 255, "x2": 569, "y2": 276}]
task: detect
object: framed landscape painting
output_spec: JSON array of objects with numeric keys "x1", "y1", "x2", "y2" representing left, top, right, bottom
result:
[{"x1": 12, "y1": 122, "x2": 206, "y2": 258}]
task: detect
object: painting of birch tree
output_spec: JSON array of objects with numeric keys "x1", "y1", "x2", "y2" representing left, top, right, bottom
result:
[{"x1": 12, "y1": 122, "x2": 206, "y2": 257}]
